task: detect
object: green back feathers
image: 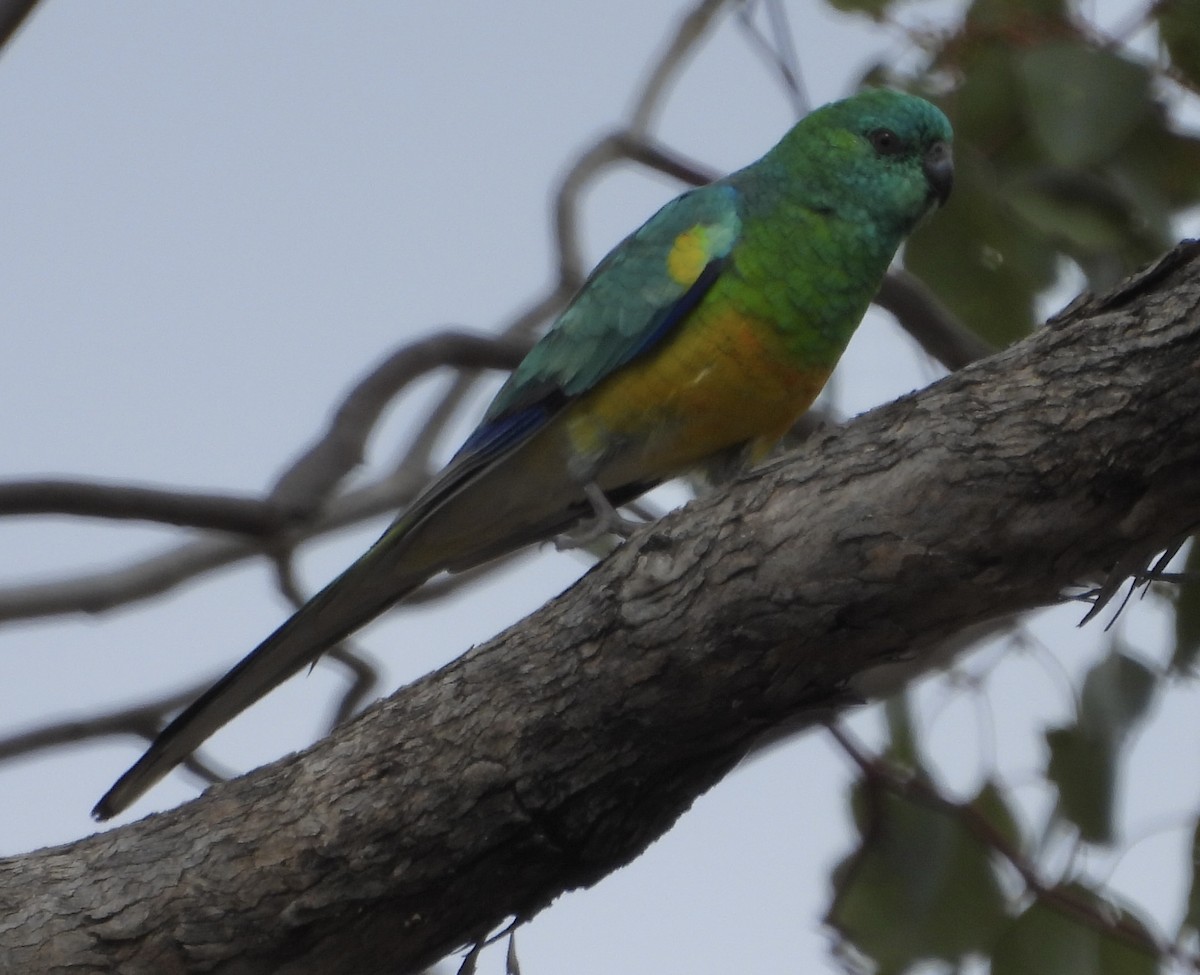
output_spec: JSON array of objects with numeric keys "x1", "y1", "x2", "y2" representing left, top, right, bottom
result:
[{"x1": 465, "y1": 89, "x2": 953, "y2": 459}]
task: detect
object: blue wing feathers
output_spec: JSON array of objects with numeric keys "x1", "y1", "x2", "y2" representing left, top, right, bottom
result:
[{"x1": 454, "y1": 183, "x2": 742, "y2": 469}]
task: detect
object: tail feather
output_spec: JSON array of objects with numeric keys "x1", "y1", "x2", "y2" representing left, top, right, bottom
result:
[
  {"x1": 91, "y1": 547, "x2": 429, "y2": 821},
  {"x1": 91, "y1": 423, "x2": 638, "y2": 820}
]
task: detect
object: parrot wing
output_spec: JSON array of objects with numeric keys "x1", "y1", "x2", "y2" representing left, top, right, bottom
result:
[
  {"x1": 453, "y1": 181, "x2": 742, "y2": 464},
  {"x1": 92, "y1": 181, "x2": 743, "y2": 820}
]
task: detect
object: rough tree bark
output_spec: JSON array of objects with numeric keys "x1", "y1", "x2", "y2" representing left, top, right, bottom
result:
[{"x1": 6, "y1": 241, "x2": 1200, "y2": 974}]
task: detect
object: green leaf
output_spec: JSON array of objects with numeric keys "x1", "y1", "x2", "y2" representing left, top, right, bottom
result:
[
  {"x1": 829, "y1": 780, "x2": 1009, "y2": 972},
  {"x1": 965, "y1": 0, "x2": 1068, "y2": 32},
  {"x1": 971, "y1": 779, "x2": 1023, "y2": 853},
  {"x1": 1000, "y1": 168, "x2": 1157, "y2": 289},
  {"x1": 824, "y1": 0, "x2": 893, "y2": 20},
  {"x1": 1046, "y1": 725, "x2": 1117, "y2": 844},
  {"x1": 1046, "y1": 648, "x2": 1158, "y2": 844},
  {"x1": 1017, "y1": 44, "x2": 1152, "y2": 168},
  {"x1": 1172, "y1": 538, "x2": 1200, "y2": 672},
  {"x1": 883, "y1": 692, "x2": 921, "y2": 769},
  {"x1": 1104, "y1": 111, "x2": 1200, "y2": 248},
  {"x1": 1078, "y1": 647, "x2": 1157, "y2": 735},
  {"x1": 992, "y1": 887, "x2": 1157, "y2": 975},
  {"x1": 1003, "y1": 171, "x2": 1141, "y2": 254},
  {"x1": 1158, "y1": 0, "x2": 1200, "y2": 89},
  {"x1": 941, "y1": 43, "x2": 1026, "y2": 151},
  {"x1": 905, "y1": 147, "x2": 1055, "y2": 348}
]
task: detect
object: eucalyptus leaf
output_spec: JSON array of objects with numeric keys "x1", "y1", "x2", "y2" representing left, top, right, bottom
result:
[
  {"x1": 1018, "y1": 44, "x2": 1151, "y2": 167},
  {"x1": 993, "y1": 888, "x2": 1157, "y2": 975}
]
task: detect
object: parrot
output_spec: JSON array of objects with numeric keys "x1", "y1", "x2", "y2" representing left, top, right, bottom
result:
[{"x1": 93, "y1": 88, "x2": 953, "y2": 820}]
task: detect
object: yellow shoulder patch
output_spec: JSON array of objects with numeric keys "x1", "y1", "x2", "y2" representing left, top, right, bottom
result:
[{"x1": 665, "y1": 226, "x2": 711, "y2": 285}]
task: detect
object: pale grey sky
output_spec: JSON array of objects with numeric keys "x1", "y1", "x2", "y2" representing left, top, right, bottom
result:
[{"x1": 2, "y1": 4, "x2": 1196, "y2": 974}]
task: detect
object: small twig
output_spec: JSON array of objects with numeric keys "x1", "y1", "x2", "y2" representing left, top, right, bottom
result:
[
  {"x1": 614, "y1": 131, "x2": 717, "y2": 187},
  {"x1": 875, "y1": 270, "x2": 994, "y2": 371},
  {"x1": 629, "y1": 0, "x2": 730, "y2": 136},
  {"x1": 0, "y1": 0, "x2": 38, "y2": 53},
  {"x1": 324, "y1": 646, "x2": 380, "y2": 729},
  {"x1": 735, "y1": 0, "x2": 808, "y2": 117},
  {"x1": 826, "y1": 722, "x2": 1173, "y2": 961},
  {"x1": 0, "y1": 680, "x2": 233, "y2": 787},
  {"x1": 267, "y1": 545, "x2": 382, "y2": 731},
  {"x1": 0, "y1": 480, "x2": 288, "y2": 535},
  {"x1": 0, "y1": 467, "x2": 425, "y2": 624},
  {"x1": 268, "y1": 330, "x2": 531, "y2": 516}
]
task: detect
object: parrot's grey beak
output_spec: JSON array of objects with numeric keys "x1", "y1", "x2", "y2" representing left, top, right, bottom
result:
[{"x1": 923, "y1": 140, "x2": 954, "y2": 207}]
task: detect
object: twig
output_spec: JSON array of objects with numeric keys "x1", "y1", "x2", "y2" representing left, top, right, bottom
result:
[
  {"x1": 0, "y1": 680, "x2": 232, "y2": 787},
  {"x1": 826, "y1": 722, "x2": 1175, "y2": 961},
  {"x1": 875, "y1": 270, "x2": 993, "y2": 371},
  {"x1": 0, "y1": 481, "x2": 286, "y2": 535},
  {"x1": 268, "y1": 330, "x2": 531, "y2": 516},
  {"x1": 0, "y1": 0, "x2": 38, "y2": 53}
]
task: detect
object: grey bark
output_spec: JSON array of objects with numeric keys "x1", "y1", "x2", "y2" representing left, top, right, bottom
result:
[{"x1": 6, "y1": 241, "x2": 1200, "y2": 974}]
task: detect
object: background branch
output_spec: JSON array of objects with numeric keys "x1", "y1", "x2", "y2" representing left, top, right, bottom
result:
[{"x1": 9, "y1": 241, "x2": 1200, "y2": 974}]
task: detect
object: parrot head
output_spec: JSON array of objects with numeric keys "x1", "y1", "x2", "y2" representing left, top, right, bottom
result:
[{"x1": 764, "y1": 87, "x2": 954, "y2": 240}]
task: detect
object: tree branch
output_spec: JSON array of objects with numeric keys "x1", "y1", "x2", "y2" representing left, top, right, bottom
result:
[{"x1": 7, "y1": 241, "x2": 1200, "y2": 973}]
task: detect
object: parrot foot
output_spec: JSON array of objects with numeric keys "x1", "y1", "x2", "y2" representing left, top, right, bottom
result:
[{"x1": 554, "y1": 482, "x2": 643, "y2": 550}]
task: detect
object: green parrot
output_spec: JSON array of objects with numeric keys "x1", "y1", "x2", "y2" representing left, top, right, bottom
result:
[{"x1": 94, "y1": 88, "x2": 953, "y2": 820}]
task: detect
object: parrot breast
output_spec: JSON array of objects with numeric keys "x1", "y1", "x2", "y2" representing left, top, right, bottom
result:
[{"x1": 561, "y1": 300, "x2": 833, "y2": 487}]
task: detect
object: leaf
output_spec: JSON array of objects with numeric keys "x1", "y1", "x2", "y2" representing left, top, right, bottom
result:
[
  {"x1": 1045, "y1": 648, "x2": 1158, "y2": 844},
  {"x1": 1171, "y1": 537, "x2": 1200, "y2": 672},
  {"x1": 1046, "y1": 725, "x2": 1117, "y2": 844},
  {"x1": 1158, "y1": 0, "x2": 1200, "y2": 90},
  {"x1": 824, "y1": 0, "x2": 894, "y2": 20},
  {"x1": 965, "y1": 0, "x2": 1068, "y2": 32},
  {"x1": 941, "y1": 43, "x2": 1026, "y2": 151},
  {"x1": 506, "y1": 930, "x2": 522, "y2": 975},
  {"x1": 1111, "y1": 112, "x2": 1200, "y2": 217},
  {"x1": 828, "y1": 779, "x2": 1009, "y2": 972},
  {"x1": 905, "y1": 147, "x2": 1055, "y2": 348},
  {"x1": 1077, "y1": 647, "x2": 1157, "y2": 735},
  {"x1": 1000, "y1": 168, "x2": 1158, "y2": 289},
  {"x1": 992, "y1": 887, "x2": 1158, "y2": 975},
  {"x1": 1003, "y1": 171, "x2": 1143, "y2": 255},
  {"x1": 883, "y1": 692, "x2": 921, "y2": 769},
  {"x1": 971, "y1": 779, "x2": 1023, "y2": 853},
  {"x1": 1017, "y1": 43, "x2": 1152, "y2": 168}
]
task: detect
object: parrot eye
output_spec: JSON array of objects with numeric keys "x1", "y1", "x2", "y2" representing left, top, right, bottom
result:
[{"x1": 868, "y1": 128, "x2": 905, "y2": 156}]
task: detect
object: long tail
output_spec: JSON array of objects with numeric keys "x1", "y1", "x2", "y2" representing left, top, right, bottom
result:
[
  {"x1": 91, "y1": 525, "x2": 433, "y2": 821},
  {"x1": 92, "y1": 431, "x2": 633, "y2": 820},
  {"x1": 92, "y1": 410, "x2": 657, "y2": 822}
]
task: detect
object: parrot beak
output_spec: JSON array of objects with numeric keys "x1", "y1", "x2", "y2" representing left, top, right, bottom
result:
[{"x1": 922, "y1": 141, "x2": 954, "y2": 207}]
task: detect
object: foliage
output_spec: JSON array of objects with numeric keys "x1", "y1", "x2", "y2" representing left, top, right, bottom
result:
[
  {"x1": 819, "y1": 0, "x2": 1200, "y2": 971},
  {"x1": 894, "y1": 0, "x2": 1200, "y2": 346},
  {"x1": 3, "y1": 0, "x2": 1200, "y2": 971}
]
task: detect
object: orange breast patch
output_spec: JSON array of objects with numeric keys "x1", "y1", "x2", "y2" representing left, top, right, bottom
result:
[{"x1": 563, "y1": 305, "x2": 830, "y2": 482}]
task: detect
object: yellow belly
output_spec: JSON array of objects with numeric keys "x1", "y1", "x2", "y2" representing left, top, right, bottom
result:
[{"x1": 561, "y1": 305, "x2": 830, "y2": 487}]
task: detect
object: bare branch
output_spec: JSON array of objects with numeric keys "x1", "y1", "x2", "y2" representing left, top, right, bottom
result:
[
  {"x1": 735, "y1": 0, "x2": 808, "y2": 117},
  {"x1": 0, "y1": 469, "x2": 419, "y2": 623},
  {"x1": 629, "y1": 0, "x2": 731, "y2": 136},
  {"x1": 827, "y1": 723, "x2": 1176, "y2": 961},
  {"x1": 268, "y1": 330, "x2": 531, "y2": 516},
  {"x1": 0, "y1": 480, "x2": 286, "y2": 535},
  {"x1": 0, "y1": 679, "x2": 232, "y2": 788},
  {"x1": 876, "y1": 269, "x2": 994, "y2": 370},
  {"x1": 10, "y1": 241, "x2": 1200, "y2": 974},
  {"x1": 0, "y1": 0, "x2": 38, "y2": 53}
]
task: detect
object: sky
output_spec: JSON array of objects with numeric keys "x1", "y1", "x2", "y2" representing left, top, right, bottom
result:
[{"x1": 1, "y1": 3, "x2": 1197, "y2": 974}]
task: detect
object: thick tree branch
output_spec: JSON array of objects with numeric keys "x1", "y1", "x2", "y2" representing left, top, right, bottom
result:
[
  {"x1": 0, "y1": 0, "x2": 38, "y2": 53},
  {"x1": 8, "y1": 243, "x2": 1200, "y2": 974}
]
